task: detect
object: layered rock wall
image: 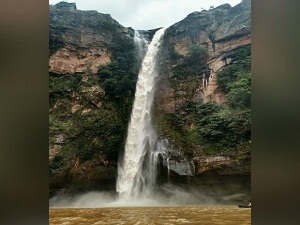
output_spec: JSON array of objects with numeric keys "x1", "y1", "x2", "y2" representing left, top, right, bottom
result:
[
  {"x1": 49, "y1": 4, "x2": 130, "y2": 74},
  {"x1": 157, "y1": 0, "x2": 251, "y2": 111}
]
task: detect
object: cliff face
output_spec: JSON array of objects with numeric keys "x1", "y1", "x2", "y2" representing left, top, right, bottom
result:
[
  {"x1": 49, "y1": 0, "x2": 250, "y2": 77},
  {"x1": 49, "y1": 1, "x2": 251, "y2": 197},
  {"x1": 153, "y1": 0, "x2": 251, "y2": 177},
  {"x1": 157, "y1": 0, "x2": 251, "y2": 112},
  {"x1": 49, "y1": 3, "x2": 134, "y2": 74},
  {"x1": 49, "y1": 3, "x2": 136, "y2": 197}
]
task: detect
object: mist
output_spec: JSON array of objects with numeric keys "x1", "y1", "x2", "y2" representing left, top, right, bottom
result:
[{"x1": 49, "y1": 181, "x2": 249, "y2": 208}]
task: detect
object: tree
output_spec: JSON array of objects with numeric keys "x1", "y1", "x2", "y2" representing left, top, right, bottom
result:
[{"x1": 226, "y1": 72, "x2": 251, "y2": 109}]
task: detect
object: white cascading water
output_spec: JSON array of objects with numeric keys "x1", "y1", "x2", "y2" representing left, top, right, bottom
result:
[
  {"x1": 117, "y1": 28, "x2": 166, "y2": 201},
  {"x1": 134, "y1": 30, "x2": 149, "y2": 62}
]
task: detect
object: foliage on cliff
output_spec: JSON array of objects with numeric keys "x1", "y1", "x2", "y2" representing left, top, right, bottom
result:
[
  {"x1": 49, "y1": 34, "x2": 139, "y2": 174},
  {"x1": 98, "y1": 35, "x2": 138, "y2": 103},
  {"x1": 158, "y1": 45, "x2": 251, "y2": 157},
  {"x1": 49, "y1": 74, "x2": 120, "y2": 168},
  {"x1": 218, "y1": 45, "x2": 251, "y2": 109},
  {"x1": 169, "y1": 45, "x2": 209, "y2": 99}
]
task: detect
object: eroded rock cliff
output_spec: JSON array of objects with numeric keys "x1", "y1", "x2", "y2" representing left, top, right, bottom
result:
[
  {"x1": 154, "y1": 0, "x2": 251, "y2": 177},
  {"x1": 49, "y1": 0, "x2": 251, "y2": 197},
  {"x1": 157, "y1": 0, "x2": 251, "y2": 111},
  {"x1": 49, "y1": 3, "x2": 134, "y2": 74}
]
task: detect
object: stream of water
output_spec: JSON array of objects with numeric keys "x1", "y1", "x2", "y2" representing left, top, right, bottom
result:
[{"x1": 116, "y1": 28, "x2": 166, "y2": 200}]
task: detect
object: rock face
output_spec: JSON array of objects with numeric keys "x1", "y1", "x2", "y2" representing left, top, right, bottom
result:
[
  {"x1": 157, "y1": 0, "x2": 251, "y2": 112},
  {"x1": 156, "y1": 139, "x2": 195, "y2": 176},
  {"x1": 155, "y1": 139, "x2": 250, "y2": 177},
  {"x1": 49, "y1": 156, "x2": 117, "y2": 196},
  {"x1": 194, "y1": 154, "x2": 251, "y2": 175},
  {"x1": 154, "y1": 0, "x2": 251, "y2": 176},
  {"x1": 49, "y1": 3, "x2": 132, "y2": 74},
  {"x1": 49, "y1": 47, "x2": 112, "y2": 74},
  {"x1": 49, "y1": 3, "x2": 132, "y2": 197},
  {"x1": 49, "y1": 1, "x2": 251, "y2": 197}
]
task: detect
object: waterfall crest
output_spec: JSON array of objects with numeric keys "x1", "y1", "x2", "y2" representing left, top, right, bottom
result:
[
  {"x1": 117, "y1": 28, "x2": 165, "y2": 200},
  {"x1": 134, "y1": 30, "x2": 149, "y2": 62}
]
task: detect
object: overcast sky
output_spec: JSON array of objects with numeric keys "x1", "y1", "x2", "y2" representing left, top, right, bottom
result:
[{"x1": 49, "y1": 0, "x2": 242, "y2": 30}]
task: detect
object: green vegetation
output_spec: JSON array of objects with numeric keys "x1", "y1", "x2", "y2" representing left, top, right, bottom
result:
[
  {"x1": 172, "y1": 45, "x2": 208, "y2": 80},
  {"x1": 49, "y1": 154, "x2": 64, "y2": 171},
  {"x1": 168, "y1": 45, "x2": 182, "y2": 62},
  {"x1": 159, "y1": 101, "x2": 251, "y2": 157},
  {"x1": 217, "y1": 45, "x2": 251, "y2": 109},
  {"x1": 195, "y1": 103, "x2": 251, "y2": 150},
  {"x1": 169, "y1": 45, "x2": 209, "y2": 99},
  {"x1": 49, "y1": 73, "x2": 130, "y2": 170},
  {"x1": 217, "y1": 45, "x2": 251, "y2": 92},
  {"x1": 98, "y1": 35, "x2": 138, "y2": 103},
  {"x1": 98, "y1": 57, "x2": 137, "y2": 103},
  {"x1": 49, "y1": 32, "x2": 140, "y2": 172},
  {"x1": 226, "y1": 72, "x2": 251, "y2": 109},
  {"x1": 159, "y1": 45, "x2": 251, "y2": 157}
]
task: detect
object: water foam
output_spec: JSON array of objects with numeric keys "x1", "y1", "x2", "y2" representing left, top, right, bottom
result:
[{"x1": 117, "y1": 28, "x2": 166, "y2": 200}]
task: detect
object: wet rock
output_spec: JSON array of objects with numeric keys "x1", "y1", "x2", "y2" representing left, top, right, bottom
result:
[
  {"x1": 194, "y1": 155, "x2": 251, "y2": 175},
  {"x1": 156, "y1": 139, "x2": 194, "y2": 176},
  {"x1": 156, "y1": 138, "x2": 250, "y2": 176},
  {"x1": 55, "y1": 134, "x2": 64, "y2": 144},
  {"x1": 168, "y1": 160, "x2": 195, "y2": 176}
]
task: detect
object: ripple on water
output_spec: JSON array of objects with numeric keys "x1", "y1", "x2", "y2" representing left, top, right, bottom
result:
[{"x1": 49, "y1": 206, "x2": 251, "y2": 225}]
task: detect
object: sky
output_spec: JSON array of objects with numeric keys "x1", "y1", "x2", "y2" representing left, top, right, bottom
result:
[{"x1": 49, "y1": 0, "x2": 242, "y2": 30}]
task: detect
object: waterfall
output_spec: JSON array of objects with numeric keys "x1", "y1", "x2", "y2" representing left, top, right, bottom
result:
[
  {"x1": 117, "y1": 28, "x2": 166, "y2": 200},
  {"x1": 134, "y1": 30, "x2": 149, "y2": 62}
]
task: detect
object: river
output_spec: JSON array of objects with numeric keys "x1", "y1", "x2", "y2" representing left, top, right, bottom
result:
[{"x1": 49, "y1": 206, "x2": 250, "y2": 225}]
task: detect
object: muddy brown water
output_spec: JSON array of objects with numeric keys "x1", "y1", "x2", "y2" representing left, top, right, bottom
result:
[{"x1": 49, "y1": 206, "x2": 251, "y2": 225}]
